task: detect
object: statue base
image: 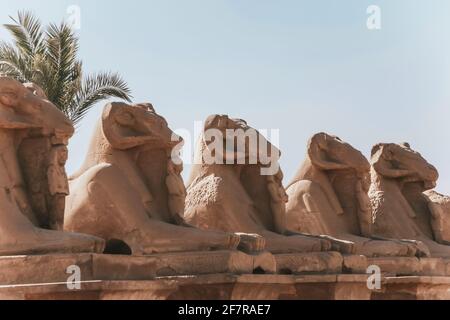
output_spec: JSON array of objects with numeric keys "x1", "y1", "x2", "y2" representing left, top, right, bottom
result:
[
  {"x1": 367, "y1": 257, "x2": 450, "y2": 276},
  {"x1": 1, "y1": 273, "x2": 450, "y2": 300},
  {"x1": 1, "y1": 253, "x2": 450, "y2": 299}
]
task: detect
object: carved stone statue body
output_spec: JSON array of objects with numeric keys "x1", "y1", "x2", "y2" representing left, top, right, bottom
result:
[
  {"x1": 0, "y1": 77, "x2": 104, "y2": 255},
  {"x1": 184, "y1": 115, "x2": 332, "y2": 254},
  {"x1": 424, "y1": 191, "x2": 450, "y2": 245},
  {"x1": 285, "y1": 133, "x2": 423, "y2": 257},
  {"x1": 369, "y1": 142, "x2": 450, "y2": 257},
  {"x1": 65, "y1": 102, "x2": 240, "y2": 254}
]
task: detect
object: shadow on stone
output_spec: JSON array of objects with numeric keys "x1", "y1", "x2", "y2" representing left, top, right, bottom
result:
[{"x1": 104, "y1": 239, "x2": 132, "y2": 255}]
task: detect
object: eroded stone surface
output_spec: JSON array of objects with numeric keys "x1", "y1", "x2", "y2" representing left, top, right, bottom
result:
[
  {"x1": 0, "y1": 274, "x2": 375, "y2": 300},
  {"x1": 342, "y1": 255, "x2": 368, "y2": 274},
  {"x1": 65, "y1": 103, "x2": 240, "y2": 255},
  {"x1": 2, "y1": 78, "x2": 450, "y2": 298},
  {"x1": 0, "y1": 77, "x2": 104, "y2": 255},
  {"x1": 2, "y1": 274, "x2": 448, "y2": 300},
  {"x1": 369, "y1": 142, "x2": 450, "y2": 257},
  {"x1": 0, "y1": 251, "x2": 276, "y2": 286},
  {"x1": 185, "y1": 115, "x2": 333, "y2": 256},
  {"x1": 0, "y1": 254, "x2": 93, "y2": 285},
  {"x1": 368, "y1": 257, "x2": 421, "y2": 276},
  {"x1": 274, "y1": 252, "x2": 343, "y2": 275},
  {"x1": 424, "y1": 190, "x2": 450, "y2": 245},
  {"x1": 285, "y1": 133, "x2": 424, "y2": 258},
  {"x1": 372, "y1": 276, "x2": 450, "y2": 300}
]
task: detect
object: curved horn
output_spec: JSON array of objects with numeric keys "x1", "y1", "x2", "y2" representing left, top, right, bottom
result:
[
  {"x1": 0, "y1": 79, "x2": 40, "y2": 129},
  {"x1": 308, "y1": 133, "x2": 347, "y2": 170},
  {"x1": 202, "y1": 114, "x2": 242, "y2": 163},
  {"x1": 371, "y1": 143, "x2": 411, "y2": 178},
  {"x1": 204, "y1": 114, "x2": 225, "y2": 132},
  {"x1": 102, "y1": 102, "x2": 151, "y2": 150}
]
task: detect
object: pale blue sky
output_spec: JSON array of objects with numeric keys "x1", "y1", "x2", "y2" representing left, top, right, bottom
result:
[{"x1": 1, "y1": 0, "x2": 449, "y2": 193}]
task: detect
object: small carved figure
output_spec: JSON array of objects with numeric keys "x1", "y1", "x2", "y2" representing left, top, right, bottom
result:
[
  {"x1": 166, "y1": 158, "x2": 187, "y2": 224},
  {"x1": 425, "y1": 190, "x2": 450, "y2": 245},
  {"x1": 47, "y1": 145, "x2": 70, "y2": 230},
  {"x1": 266, "y1": 169, "x2": 289, "y2": 234}
]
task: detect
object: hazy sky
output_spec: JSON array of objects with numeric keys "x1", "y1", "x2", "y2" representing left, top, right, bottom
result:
[{"x1": 1, "y1": 0, "x2": 449, "y2": 193}]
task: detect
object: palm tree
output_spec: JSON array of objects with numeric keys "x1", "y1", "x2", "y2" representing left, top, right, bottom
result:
[{"x1": 0, "y1": 11, "x2": 132, "y2": 125}]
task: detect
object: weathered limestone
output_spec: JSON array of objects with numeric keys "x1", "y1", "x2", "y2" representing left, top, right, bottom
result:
[
  {"x1": 0, "y1": 251, "x2": 276, "y2": 286},
  {"x1": 3, "y1": 270, "x2": 449, "y2": 300},
  {"x1": 0, "y1": 273, "x2": 375, "y2": 300},
  {"x1": 285, "y1": 133, "x2": 424, "y2": 259},
  {"x1": 185, "y1": 115, "x2": 332, "y2": 253},
  {"x1": 372, "y1": 276, "x2": 450, "y2": 300},
  {"x1": 342, "y1": 254, "x2": 368, "y2": 274},
  {"x1": 0, "y1": 254, "x2": 94, "y2": 285},
  {"x1": 424, "y1": 190, "x2": 450, "y2": 245},
  {"x1": 184, "y1": 115, "x2": 343, "y2": 274},
  {"x1": 2, "y1": 76, "x2": 450, "y2": 299},
  {"x1": 369, "y1": 142, "x2": 450, "y2": 258},
  {"x1": 274, "y1": 252, "x2": 343, "y2": 274},
  {"x1": 0, "y1": 77, "x2": 104, "y2": 255},
  {"x1": 65, "y1": 103, "x2": 242, "y2": 255}
]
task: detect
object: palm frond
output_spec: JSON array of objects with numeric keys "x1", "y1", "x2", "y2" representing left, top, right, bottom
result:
[
  {"x1": 4, "y1": 11, "x2": 44, "y2": 58},
  {"x1": 60, "y1": 61, "x2": 83, "y2": 112},
  {"x1": 0, "y1": 42, "x2": 33, "y2": 81},
  {"x1": 1, "y1": 11, "x2": 133, "y2": 125},
  {"x1": 31, "y1": 55, "x2": 59, "y2": 98},
  {"x1": 69, "y1": 72, "x2": 132, "y2": 124},
  {"x1": 45, "y1": 22, "x2": 80, "y2": 106}
]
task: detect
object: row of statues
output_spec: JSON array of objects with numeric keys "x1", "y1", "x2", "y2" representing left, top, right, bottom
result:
[{"x1": 1, "y1": 77, "x2": 449, "y2": 274}]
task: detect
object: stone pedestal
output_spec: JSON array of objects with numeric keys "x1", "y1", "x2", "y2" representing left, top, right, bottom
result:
[
  {"x1": 372, "y1": 276, "x2": 450, "y2": 300},
  {"x1": 342, "y1": 255, "x2": 368, "y2": 273},
  {"x1": 0, "y1": 251, "x2": 276, "y2": 285},
  {"x1": 274, "y1": 252, "x2": 343, "y2": 274},
  {"x1": 1, "y1": 253, "x2": 450, "y2": 300},
  {"x1": 367, "y1": 257, "x2": 450, "y2": 276},
  {"x1": 0, "y1": 274, "x2": 373, "y2": 300},
  {"x1": 1, "y1": 272, "x2": 450, "y2": 300}
]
